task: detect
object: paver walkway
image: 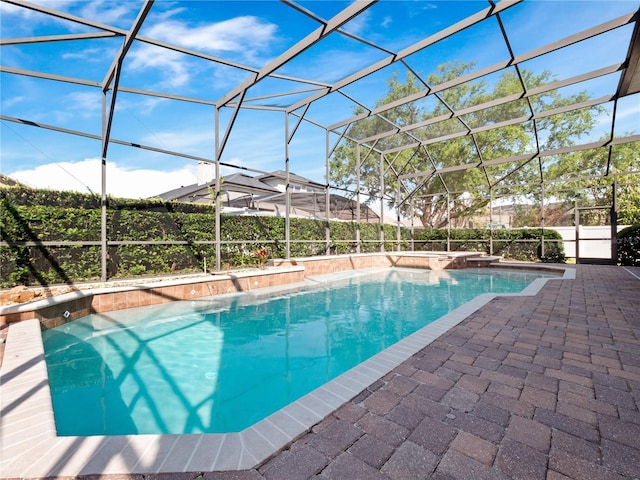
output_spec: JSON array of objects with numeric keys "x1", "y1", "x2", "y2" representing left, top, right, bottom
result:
[{"x1": 25, "y1": 265, "x2": 640, "y2": 479}]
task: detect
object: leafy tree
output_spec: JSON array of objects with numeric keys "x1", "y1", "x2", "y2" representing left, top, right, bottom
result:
[
  {"x1": 544, "y1": 140, "x2": 640, "y2": 225},
  {"x1": 611, "y1": 143, "x2": 640, "y2": 226},
  {"x1": 618, "y1": 180, "x2": 640, "y2": 225},
  {"x1": 511, "y1": 202, "x2": 573, "y2": 228},
  {"x1": 330, "y1": 61, "x2": 603, "y2": 228}
]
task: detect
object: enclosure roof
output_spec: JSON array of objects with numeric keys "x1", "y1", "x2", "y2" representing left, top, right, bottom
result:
[
  {"x1": 1, "y1": 0, "x2": 639, "y2": 199},
  {"x1": 228, "y1": 191, "x2": 382, "y2": 222},
  {"x1": 157, "y1": 173, "x2": 281, "y2": 202},
  {"x1": 257, "y1": 170, "x2": 325, "y2": 190}
]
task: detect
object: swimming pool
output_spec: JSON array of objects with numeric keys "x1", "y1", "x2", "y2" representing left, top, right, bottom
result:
[{"x1": 42, "y1": 267, "x2": 559, "y2": 437}]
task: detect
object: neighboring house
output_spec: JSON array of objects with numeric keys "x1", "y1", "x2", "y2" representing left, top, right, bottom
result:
[
  {"x1": 155, "y1": 172, "x2": 281, "y2": 205},
  {"x1": 0, "y1": 174, "x2": 24, "y2": 188},
  {"x1": 257, "y1": 170, "x2": 324, "y2": 194},
  {"x1": 154, "y1": 169, "x2": 382, "y2": 223},
  {"x1": 226, "y1": 191, "x2": 381, "y2": 222}
]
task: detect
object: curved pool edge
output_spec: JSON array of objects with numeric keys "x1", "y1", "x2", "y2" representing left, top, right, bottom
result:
[{"x1": 0, "y1": 266, "x2": 574, "y2": 477}]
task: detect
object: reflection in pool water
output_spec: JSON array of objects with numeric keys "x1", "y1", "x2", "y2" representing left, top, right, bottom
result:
[{"x1": 43, "y1": 268, "x2": 558, "y2": 436}]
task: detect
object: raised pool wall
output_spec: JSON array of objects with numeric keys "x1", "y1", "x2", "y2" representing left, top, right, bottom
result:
[{"x1": 0, "y1": 252, "x2": 489, "y2": 328}]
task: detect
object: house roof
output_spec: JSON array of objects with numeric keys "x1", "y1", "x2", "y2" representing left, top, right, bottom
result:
[
  {"x1": 0, "y1": 174, "x2": 24, "y2": 188},
  {"x1": 228, "y1": 191, "x2": 381, "y2": 221},
  {"x1": 155, "y1": 173, "x2": 281, "y2": 201},
  {"x1": 257, "y1": 171, "x2": 325, "y2": 189}
]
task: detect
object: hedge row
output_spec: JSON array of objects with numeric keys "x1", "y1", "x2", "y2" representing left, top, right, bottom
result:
[
  {"x1": 1, "y1": 186, "x2": 563, "y2": 287},
  {"x1": 0, "y1": 187, "x2": 408, "y2": 286},
  {"x1": 617, "y1": 225, "x2": 640, "y2": 266},
  {"x1": 413, "y1": 227, "x2": 566, "y2": 263}
]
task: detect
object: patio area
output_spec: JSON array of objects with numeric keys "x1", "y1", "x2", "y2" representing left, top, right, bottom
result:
[
  {"x1": 1, "y1": 263, "x2": 636, "y2": 480},
  {"x1": 240, "y1": 264, "x2": 640, "y2": 480}
]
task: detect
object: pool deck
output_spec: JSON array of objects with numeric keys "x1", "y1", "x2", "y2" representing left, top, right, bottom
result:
[{"x1": 1, "y1": 264, "x2": 640, "y2": 479}]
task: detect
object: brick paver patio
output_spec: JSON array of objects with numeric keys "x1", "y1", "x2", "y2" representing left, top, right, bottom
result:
[{"x1": 22, "y1": 265, "x2": 640, "y2": 479}]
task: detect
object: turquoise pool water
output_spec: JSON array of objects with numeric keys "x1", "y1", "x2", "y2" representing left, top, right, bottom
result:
[{"x1": 42, "y1": 268, "x2": 557, "y2": 436}]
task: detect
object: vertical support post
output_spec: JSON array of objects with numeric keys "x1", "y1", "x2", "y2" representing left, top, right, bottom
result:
[
  {"x1": 98, "y1": 2, "x2": 152, "y2": 282},
  {"x1": 100, "y1": 92, "x2": 108, "y2": 282},
  {"x1": 611, "y1": 177, "x2": 618, "y2": 264},
  {"x1": 325, "y1": 129, "x2": 331, "y2": 255},
  {"x1": 575, "y1": 200, "x2": 580, "y2": 264},
  {"x1": 215, "y1": 107, "x2": 221, "y2": 271},
  {"x1": 356, "y1": 143, "x2": 361, "y2": 254},
  {"x1": 396, "y1": 181, "x2": 401, "y2": 252},
  {"x1": 285, "y1": 113, "x2": 291, "y2": 258},
  {"x1": 489, "y1": 187, "x2": 494, "y2": 256},
  {"x1": 411, "y1": 200, "x2": 415, "y2": 252},
  {"x1": 446, "y1": 192, "x2": 451, "y2": 252},
  {"x1": 379, "y1": 152, "x2": 385, "y2": 252},
  {"x1": 541, "y1": 182, "x2": 545, "y2": 258}
]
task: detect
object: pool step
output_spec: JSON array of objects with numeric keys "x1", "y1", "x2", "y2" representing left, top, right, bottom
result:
[{"x1": 466, "y1": 255, "x2": 503, "y2": 267}]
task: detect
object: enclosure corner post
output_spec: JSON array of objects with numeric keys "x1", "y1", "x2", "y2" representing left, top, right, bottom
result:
[
  {"x1": 540, "y1": 182, "x2": 545, "y2": 258},
  {"x1": 285, "y1": 112, "x2": 291, "y2": 259},
  {"x1": 611, "y1": 177, "x2": 618, "y2": 264},
  {"x1": 574, "y1": 199, "x2": 580, "y2": 263},
  {"x1": 356, "y1": 143, "x2": 361, "y2": 254},
  {"x1": 396, "y1": 181, "x2": 401, "y2": 252},
  {"x1": 411, "y1": 199, "x2": 415, "y2": 252},
  {"x1": 325, "y1": 128, "x2": 331, "y2": 256},
  {"x1": 215, "y1": 106, "x2": 221, "y2": 272},
  {"x1": 380, "y1": 152, "x2": 385, "y2": 253},
  {"x1": 100, "y1": 92, "x2": 108, "y2": 282},
  {"x1": 446, "y1": 192, "x2": 451, "y2": 252},
  {"x1": 489, "y1": 187, "x2": 494, "y2": 256}
]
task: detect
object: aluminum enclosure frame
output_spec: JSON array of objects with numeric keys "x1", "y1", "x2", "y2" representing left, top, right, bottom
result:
[{"x1": 1, "y1": 0, "x2": 639, "y2": 280}]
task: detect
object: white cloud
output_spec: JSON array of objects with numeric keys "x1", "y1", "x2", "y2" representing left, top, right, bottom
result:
[
  {"x1": 141, "y1": 128, "x2": 215, "y2": 154},
  {"x1": 63, "y1": 91, "x2": 102, "y2": 117},
  {"x1": 341, "y1": 11, "x2": 370, "y2": 36},
  {"x1": 1, "y1": 1, "x2": 136, "y2": 33},
  {"x1": 127, "y1": 43, "x2": 190, "y2": 88},
  {"x1": 145, "y1": 16, "x2": 278, "y2": 56},
  {"x1": 116, "y1": 96, "x2": 167, "y2": 117},
  {"x1": 9, "y1": 159, "x2": 198, "y2": 198},
  {"x1": 0, "y1": 2, "x2": 27, "y2": 16},
  {"x1": 0, "y1": 0, "x2": 74, "y2": 17},
  {"x1": 2, "y1": 96, "x2": 26, "y2": 109},
  {"x1": 80, "y1": 0, "x2": 137, "y2": 25},
  {"x1": 62, "y1": 47, "x2": 112, "y2": 62}
]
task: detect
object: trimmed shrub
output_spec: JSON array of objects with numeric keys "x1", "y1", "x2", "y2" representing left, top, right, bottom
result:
[
  {"x1": 617, "y1": 224, "x2": 640, "y2": 266},
  {"x1": 0, "y1": 185, "x2": 564, "y2": 287},
  {"x1": 413, "y1": 228, "x2": 565, "y2": 263}
]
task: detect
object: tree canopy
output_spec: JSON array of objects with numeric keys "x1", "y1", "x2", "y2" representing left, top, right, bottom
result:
[{"x1": 329, "y1": 61, "x2": 637, "y2": 228}]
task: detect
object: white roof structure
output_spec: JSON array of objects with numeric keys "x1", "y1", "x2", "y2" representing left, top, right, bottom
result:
[
  {"x1": 1, "y1": 0, "x2": 639, "y2": 274},
  {"x1": 1, "y1": 0, "x2": 638, "y2": 199}
]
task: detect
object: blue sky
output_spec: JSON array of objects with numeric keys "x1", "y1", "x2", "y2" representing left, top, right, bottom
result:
[{"x1": 1, "y1": 0, "x2": 638, "y2": 199}]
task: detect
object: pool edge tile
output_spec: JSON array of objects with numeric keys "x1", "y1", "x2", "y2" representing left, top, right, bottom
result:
[
  {"x1": 183, "y1": 434, "x2": 224, "y2": 472},
  {"x1": 210, "y1": 434, "x2": 245, "y2": 471}
]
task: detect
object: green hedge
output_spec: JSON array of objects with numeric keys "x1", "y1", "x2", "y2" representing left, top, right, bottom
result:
[
  {"x1": 0, "y1": 186, "x2": 407, "y2": 286},
  {"x1": 413, "y1": 228, "x2": 566, "y2": 263},
  {"x1": 1, "y1": 186, "x2": 562, "y2": 287},
  {"x1": 616, "y1": 224, "x2": 640, "y2": 266}
]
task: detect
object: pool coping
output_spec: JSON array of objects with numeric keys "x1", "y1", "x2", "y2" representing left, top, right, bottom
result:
[{"x1": 0, "y1": 265, "x2": 575, "y2": 477}]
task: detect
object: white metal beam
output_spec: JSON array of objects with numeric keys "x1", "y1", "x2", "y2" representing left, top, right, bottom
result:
[
  {"x1": 1, "y1": 31, "x2": 119, "y2": 45},
  {"x1": 216, "y1": 0, "x2": 377, "y2": 108},
  {"x1": 288, "y1": 0, "x2": 523, "y2": 114}
]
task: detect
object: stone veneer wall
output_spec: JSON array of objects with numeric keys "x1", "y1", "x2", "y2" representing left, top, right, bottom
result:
[
  {"x1": 0, "y1": 252, "x2": 482, "y2": 328},
  {"x1": 271, "y1": 252, "x2": 473, "y2": 275}
]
